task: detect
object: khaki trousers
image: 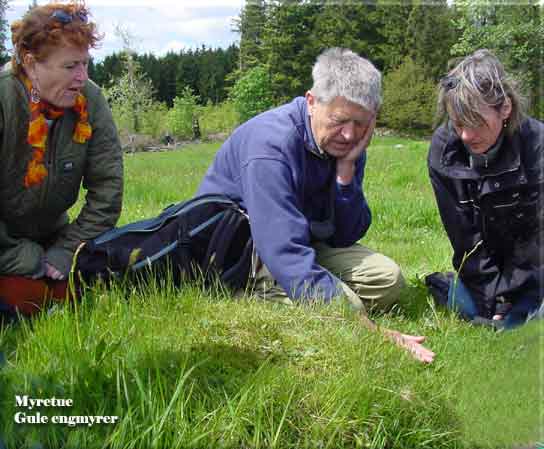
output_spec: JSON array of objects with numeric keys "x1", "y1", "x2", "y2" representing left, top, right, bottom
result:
[{"x1": 246, "y1": 242, "x2": 405, "y2": 312}]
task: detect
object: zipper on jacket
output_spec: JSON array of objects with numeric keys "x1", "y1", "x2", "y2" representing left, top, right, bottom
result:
[
  {"x1": 484, "y1": 165, "x2": 519, "y2": 179},
  {"x1": 39, "y1": 118, "x2": 61, "y2": 208}
]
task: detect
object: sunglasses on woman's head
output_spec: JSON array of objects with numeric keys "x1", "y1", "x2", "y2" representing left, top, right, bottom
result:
[
  {"x1": 50, "y1": 10, "x2": 88, "y2": 24},
  {"x1": 441, "y1": 76, "x2": 459, "y2": 91}
]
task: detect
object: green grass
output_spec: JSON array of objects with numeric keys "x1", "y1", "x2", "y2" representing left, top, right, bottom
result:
[{"x1": 0, "y1": 137, "x2": 541, "y2": 449}]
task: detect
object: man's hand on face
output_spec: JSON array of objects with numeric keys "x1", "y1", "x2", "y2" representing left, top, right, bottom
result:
[
  {"x1": 306, "y1": 92, "x2": 377, "y2": 186},
  {"x1": 338, "y1": 115, "x2": 376, "y2": 164},
  {"x1": 336, "y1": 116, "x2": 376, "y2": 185}
]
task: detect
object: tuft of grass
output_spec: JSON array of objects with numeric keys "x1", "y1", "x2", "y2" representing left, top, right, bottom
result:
[{"x1": 0, "y1": 137, "x2": 541, "y2": 448}]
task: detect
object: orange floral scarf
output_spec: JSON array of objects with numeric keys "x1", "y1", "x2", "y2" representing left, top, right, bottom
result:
[{"x1": 20, "y1": 75, "x2": 92, "y2": 188}]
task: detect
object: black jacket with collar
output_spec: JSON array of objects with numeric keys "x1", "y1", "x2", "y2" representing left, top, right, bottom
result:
[{"x1": 428, "y1": 117, "x2": 544, "y2": 318}]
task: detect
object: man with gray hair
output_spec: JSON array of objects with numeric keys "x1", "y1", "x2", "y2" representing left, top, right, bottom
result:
[{"x1": 198, "y1": 48, "x2": 435, "y2": 363}]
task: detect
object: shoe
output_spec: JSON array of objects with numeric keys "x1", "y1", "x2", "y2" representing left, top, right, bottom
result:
[
  {"x1": 470, "y1": 315, "x2": 506, "y2": 331},
  {"x1": 425, "y1": 272, "x2": 455, "y2": 308}
]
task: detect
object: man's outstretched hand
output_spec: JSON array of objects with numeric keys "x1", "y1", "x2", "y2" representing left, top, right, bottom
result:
[
  {"x1": 358, "y1": 313, "x2": 435, "y2": 363},
  {"x1": 383, "y1": 330, "x2": 435, "y2": 364}
]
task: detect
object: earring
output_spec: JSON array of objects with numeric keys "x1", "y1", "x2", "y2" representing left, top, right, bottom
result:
[
  {"x1": 30, "y1": 86, "x2": 40, "y2": 104},
  {"x1": 503, "y1": 120, "x2": 508, "y2": 129}
]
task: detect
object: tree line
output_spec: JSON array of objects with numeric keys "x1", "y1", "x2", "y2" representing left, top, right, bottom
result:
[
  {"x1": 101, "y1": 0, "x2": 542, "y2": 134},
  {"x1": 89, "y1": 45, "x2": 239, "y2": 107},
  {"x1": 234, "y1": 0, "x2": 542, "y2": 123},
  {"x1": 0, "y1": 0, "x2": 541, "y2": 138}
]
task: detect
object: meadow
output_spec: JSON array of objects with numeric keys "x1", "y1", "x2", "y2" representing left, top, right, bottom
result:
[{"x1": 0, "y1": 137, "x2": 541, "y2": 449}]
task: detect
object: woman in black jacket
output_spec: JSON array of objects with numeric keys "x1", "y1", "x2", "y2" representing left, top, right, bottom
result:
[{"x1": 427, "y1": 49, "x2": 543, "y2": 329}]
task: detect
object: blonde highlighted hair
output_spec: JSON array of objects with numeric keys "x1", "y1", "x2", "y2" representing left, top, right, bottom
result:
[{"x1": 436, "y1": 49, "x2": 526, "y2": 135}]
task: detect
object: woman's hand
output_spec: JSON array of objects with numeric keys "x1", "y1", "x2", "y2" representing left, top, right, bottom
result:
[{"x1": 45, "y1": 262, "x2": 65, "y2": 280}]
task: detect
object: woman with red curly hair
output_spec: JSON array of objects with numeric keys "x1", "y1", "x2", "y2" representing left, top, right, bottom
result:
[{"x1": 0, "y1": 1, "x2": 123, "y2": 318}]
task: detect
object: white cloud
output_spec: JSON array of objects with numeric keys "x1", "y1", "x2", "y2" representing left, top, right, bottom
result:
[
  {"x1": 157, "y1": 40, "x2": 191, "y2": 55},
  {"x1": 9, "y1": 0, "x2": 243, "y2": 6},
  {"x1": 6, "y1": 0, "x2": 242, "y2": 60}
]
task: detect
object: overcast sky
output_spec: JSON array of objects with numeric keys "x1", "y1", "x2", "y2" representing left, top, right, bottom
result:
[{"x1": 6, "y1": 0, "x2": 243, "y2": 60}]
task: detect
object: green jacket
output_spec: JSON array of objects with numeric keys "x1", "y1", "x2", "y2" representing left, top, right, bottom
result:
[{"x1": 0, "y1": 70, "x2": 123, "y2": 276}]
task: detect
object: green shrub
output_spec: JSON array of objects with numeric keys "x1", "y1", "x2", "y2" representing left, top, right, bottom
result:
[
  {"x1": 167, "y1": 87, "x2": 199, "y2": 140},
  {"x1": 198, "y1": 101, "x2": 239, "y2": 139},
  {"x1": 139, "y1": 101, "x2": 169, "y2": 139},
  {"x1": 109, "y1": 103, "x2": 131, "y2": 135},
  {"x1": 111, "y1": 99, "x2": 169, "y2": 141},
  {"x1": 229, "y1": 66, "x2": 275, "y2": 123},
  {"x1": 104, "y1": 55, "x2": 155, "y2": 135},
  {"x1": 381, "y1": 57, "x2": 437, "y2": 134}
]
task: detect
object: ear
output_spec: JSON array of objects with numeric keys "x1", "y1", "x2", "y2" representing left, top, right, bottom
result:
[
  {"x1": 22, "y1": 52, "x2": 37, "y2": 79},
  {"x1": 305, "y1": 91, "x2": 316, "y2": 115},
  {"x1": 500, "y1": 97, "x2": 512, "y2": 120}
]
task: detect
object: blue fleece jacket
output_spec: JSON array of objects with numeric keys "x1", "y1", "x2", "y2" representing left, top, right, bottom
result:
[{"x1": 197, "y1": 97, "x2": 371, "y2": 301}]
